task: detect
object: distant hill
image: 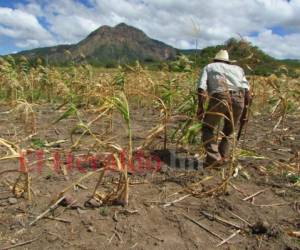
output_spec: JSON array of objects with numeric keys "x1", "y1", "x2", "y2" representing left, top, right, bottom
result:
[
  {"x1": 181, "y1": 38, "x2": 300, "y2": 77},
  {"x1": 11, "y1": 23, "x2": 300, "y2": 76},
  {"x1": 15, "y1": 23, "x2": 177, "y2": 66}
]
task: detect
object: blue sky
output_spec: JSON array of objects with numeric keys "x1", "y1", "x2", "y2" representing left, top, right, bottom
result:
[{"x1": 0, "y1": 0, "x2": 300, "y2": 59}]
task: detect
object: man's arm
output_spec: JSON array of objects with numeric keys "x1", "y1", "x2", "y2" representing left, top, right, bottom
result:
[
  {"x1": 237, "y1": 70, "x2": 252, "y2": 140},
  {"x1": 240, "y1": 69, "x2": 251, "y2": 117},
  {"x1": 240, "y1": 89, "x2": 251, "y2": 123},
  {"x1": 241, "y1": 70, "x2": 251, "y2": 119},
  {"x1": 244, "y1": 89, "x2": 251, "y2": 108},
  {"x1": 197, "y1": 67, "x2": 208, "y2": 121},
  {"x1": 197, "y1": 88, "x2": 206, "y2": 120}
]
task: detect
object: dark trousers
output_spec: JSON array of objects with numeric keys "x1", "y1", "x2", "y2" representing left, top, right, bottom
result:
[{"x1": 202, "y1": 92, "x2": 244, "y2": 166}]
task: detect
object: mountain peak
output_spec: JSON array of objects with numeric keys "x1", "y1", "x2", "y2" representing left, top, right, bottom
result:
[
  {"x1": 87, "y1": 23, "x2": 143, "y2": 39},
  {"x1": 16, "y1": 23, "x2": 177, "y2": 66},
  {"x1": 115, "y1": 23, "x2": 131, "y2": 28}
]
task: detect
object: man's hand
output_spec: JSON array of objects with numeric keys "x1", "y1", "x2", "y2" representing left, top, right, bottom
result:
[
  {"x1": 244, "y1": 89, "x2": 252, "y2": 106},
  {"x1": 197, "y1": 88, "x2": 206, "y2": 121},
  {"x1": 197, "y1": 105, "x2": 205, "y2": 121},
  {"x1": 237, "y1": 89, "x2": 252, "y2": 140},
  {"x1": 240, "y1": 89, "x2": 252, "y2": 122},
  {"x1": 239, "y1": 112, "x2": 248, "y2": 124}
]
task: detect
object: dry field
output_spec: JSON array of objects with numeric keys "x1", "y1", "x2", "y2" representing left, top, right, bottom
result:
[{"x1": 0, "y1": 57, "x2": 299, "y2": 249}]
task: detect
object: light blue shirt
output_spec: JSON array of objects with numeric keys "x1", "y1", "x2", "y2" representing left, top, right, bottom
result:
[{"x1": 198, "y1": 62, "x2": 249, "y2": 94}]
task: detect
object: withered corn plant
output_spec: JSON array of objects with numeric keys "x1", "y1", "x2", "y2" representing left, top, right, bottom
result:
[
  {"x1": 107, "y1": 92, "x2": 131, "y2": 205},
  {"x1": 12, "y1": 99, "x2": 37, "y2": 134},
  {"x1": 77, "y1": 91, "x2": 133, "y2": 206},
  {"x1": 0, "y1": 56, "x2": 20, "y2": 103}
]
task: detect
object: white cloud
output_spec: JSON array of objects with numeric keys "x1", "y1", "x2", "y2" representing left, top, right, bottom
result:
[
  {"x1": 0, "y1": 7, "x2": 55, "y2": 49},
  {"x1": 40, "y1": 0, "x2": 108, "y2": 43},
  {"x1": 1, "y1": 0, "x2": 300, "y2": 59},
  {"x1": 48, "y1": 15, "x2": 99, "y2": 43},
  {"x1": 16, "y1": 39, "x2": 40, "y2": 48},
  {"x1": 247, "y1": 29, "x2": 300, "y2": 59},
  {"x1": 17, "y1": 2, "x2": 43, "y2": 17}
]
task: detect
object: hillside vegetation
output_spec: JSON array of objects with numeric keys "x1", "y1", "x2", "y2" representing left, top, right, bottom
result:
[{"x1": 182, "y1": 38, "x2": 300, "y2": 77}]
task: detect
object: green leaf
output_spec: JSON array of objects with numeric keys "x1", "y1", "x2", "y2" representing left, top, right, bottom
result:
[
  {"x1": 239, "y1": 149, "x2": 266, "y2": 159},
  {"x1": 52, "y1": 104, "x2": 78, "y2": 124},
  {"x1": 31, "y1": 138, "x2": 46, "y2": 148}
]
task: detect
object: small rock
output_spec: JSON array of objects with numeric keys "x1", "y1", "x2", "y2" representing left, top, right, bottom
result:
[
  {"x1": 60, "y1": 195, "x2": 77, "y2": 208},
  {"x1": 77, "y1": 208, "x2": 87, "y2": 214},
  {"x1": 275, "y1": 189, "x2": 286, "y2": 197},
  {"x1": 252, "y1": 220, "x2": 270, "y2": 234},
  {"x1": 267, "y1": 226, "x2": 280, "y2": 238},
  {"x1": 87, "y1": 225, "x2": 95, "y2": 232},
  {"x1": 8, "y1": 198, "x2": 18, "y2": 205},
  {"x1": 0, "y1": 201, "x2": 8, "y2": 206},
  {"x1": 10, "y1": 239, "x2": 17, "y2": 244},
  {"x1": 84, "y1": 198, "x2": 102, "y2": 208},
  {"x1": 46, "y1": 234, "x2": 57, "y2": 242}
]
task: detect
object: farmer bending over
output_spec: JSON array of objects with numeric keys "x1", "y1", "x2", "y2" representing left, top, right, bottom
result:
[{"x1": 197, "y1": 50, "x2": 251, "y2": 168}]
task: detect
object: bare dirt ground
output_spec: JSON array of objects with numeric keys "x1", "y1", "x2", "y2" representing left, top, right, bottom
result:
[{"x1": 0, "y1": 104, "x2": 299, "y2": 250}]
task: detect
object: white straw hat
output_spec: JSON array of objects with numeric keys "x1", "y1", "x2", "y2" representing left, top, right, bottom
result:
[{"x1": 214, "y1": 49, "x2": 230, "y2": 62}]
